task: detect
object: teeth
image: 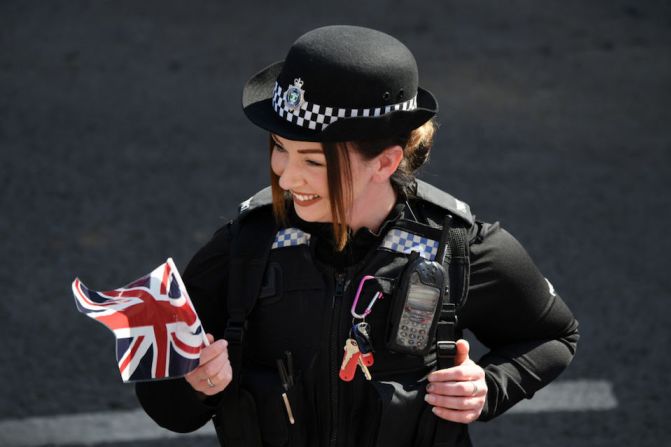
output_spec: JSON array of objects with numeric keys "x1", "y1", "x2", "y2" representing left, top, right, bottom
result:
[{"x1": 293, "y1": 192, "x2": 320, "y2": 201}]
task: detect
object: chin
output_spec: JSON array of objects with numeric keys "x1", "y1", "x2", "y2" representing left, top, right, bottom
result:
[{"x1": 293, "y1": 203, "x2": 330, "y2": 223}]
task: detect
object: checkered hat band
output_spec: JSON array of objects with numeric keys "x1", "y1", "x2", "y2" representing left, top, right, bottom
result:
[
  {"x1": 379, "y1": 228, "x2": 439, "y2": 261},
  {"x1": 272, "y1": 82, "x2": 418, "y2": 131},
  {"x1": 272, "y1": 228, "x2": 312, "y2": 249}
]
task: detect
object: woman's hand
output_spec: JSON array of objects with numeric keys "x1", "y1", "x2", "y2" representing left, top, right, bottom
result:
[
  {"x1": 185, "y1": 334, "x2": 233, "y2": 396},
  {"x1": 425, "y1": 339, "x2": 487, "y2": 424}
]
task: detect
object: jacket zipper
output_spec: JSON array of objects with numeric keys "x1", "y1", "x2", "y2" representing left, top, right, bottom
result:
[{"x1": 329, "y1": 271, "x2": 346, "y2": 447}]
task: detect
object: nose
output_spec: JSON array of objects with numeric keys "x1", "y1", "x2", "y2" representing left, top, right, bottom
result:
[{"x1": 277, "y1": 158, "x2": 305, "y2": 191}]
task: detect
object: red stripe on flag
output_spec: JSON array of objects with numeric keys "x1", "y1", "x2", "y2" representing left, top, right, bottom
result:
[
  {"x1": 119, "y1": 335, "x2": 145, "y2": 375},
  {"x1": 154, "y1": 324, "x2": 168, "y2": 378},
  {"x1": 74, "y1": 279, "x2": 110, "y2": 308},
  {"x1": 96, "y1": 312, "x2": 135, "y2": 331},
  {"x1": 171, "y1": 332, "x2": 204, "y2": 355},
  {"x1": 160, "y1": 263, "x2": 170, "y2": 295},
  {"x1": 73, "y1": 279, "x2": 91, "y2": 305}
]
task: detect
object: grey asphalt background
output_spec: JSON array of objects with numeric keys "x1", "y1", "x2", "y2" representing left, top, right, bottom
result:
[{"x1": 1, "y1": 0, "x2": 670, "y2": 445}]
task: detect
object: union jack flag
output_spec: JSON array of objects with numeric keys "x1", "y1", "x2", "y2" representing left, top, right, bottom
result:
[{"x1": 72, "y1": 258, "x2": 207, "y2": 382}]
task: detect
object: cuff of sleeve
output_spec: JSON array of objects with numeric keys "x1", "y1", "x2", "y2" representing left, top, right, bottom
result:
[
  {"x1": 135, "y1": 378, "x2": 222, "y2": 433},
  {"x1": 477, "y1": 370, "x2": 499, "y2": 421}
]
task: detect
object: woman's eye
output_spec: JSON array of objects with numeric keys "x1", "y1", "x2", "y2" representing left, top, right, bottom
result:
[{"x1": 306, "y1": 159, "x2": 324, "y2": 167}]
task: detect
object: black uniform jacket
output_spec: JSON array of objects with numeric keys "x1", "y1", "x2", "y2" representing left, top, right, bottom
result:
[{"x1": 136, "y1": 182, "x2": 579, "y2": 447}]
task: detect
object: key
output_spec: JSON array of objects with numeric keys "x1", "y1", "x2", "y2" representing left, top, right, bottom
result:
[
  {"x1": 357, "y1": 356, "x2": 372, "y2": 380},
  {"x1": 352, "y1": 322, "x2": 372, "y2": 352},
  {"x1": 360, "y1": 351, "x2": 374, "y2": 368},
  {"x1": 339, "y1": 338, "x2": 361, "y2": 382},
  {"x1": 361, "y1": 352, "x2": 375, "y2": 369},
  {"x1": 352, "y1": 322, "x2": 374, "y2": 367}
]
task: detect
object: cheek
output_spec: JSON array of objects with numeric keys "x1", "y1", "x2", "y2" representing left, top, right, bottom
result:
[
  {"x1": 311, "y1": 170, "x2": 329, "y2": 195},
  {"x1": 270, "y1": 151, "x2": 284, "y2": 176},
  {"x1": 349, "y1": 161, "x2": 372, "y2": 196}
]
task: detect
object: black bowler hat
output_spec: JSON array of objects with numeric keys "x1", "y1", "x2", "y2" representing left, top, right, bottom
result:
[{"x1": 242, "y1": 25, "x2": 438, "y2": 142}]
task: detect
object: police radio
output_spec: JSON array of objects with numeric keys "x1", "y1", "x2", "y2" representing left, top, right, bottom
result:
[{"x1": 386, "y1": 251, "x2": 446, "y2": 355}]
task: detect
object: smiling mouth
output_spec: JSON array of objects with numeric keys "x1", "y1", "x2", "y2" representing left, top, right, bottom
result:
[{"x1": 291, "y1": 191, "x2": 322, "y2": 206}]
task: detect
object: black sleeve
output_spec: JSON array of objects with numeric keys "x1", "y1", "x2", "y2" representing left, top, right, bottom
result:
[
  {"x1": 458, "y1": 222, "x2": 580, "y2": 421},
  {"x1": 134, "y1": 222, "x2": 233, "y2": 433}
]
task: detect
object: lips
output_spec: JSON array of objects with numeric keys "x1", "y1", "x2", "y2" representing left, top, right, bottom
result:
[{"x1": 291, "y1": 191, "x2": 322, "y2": 207}]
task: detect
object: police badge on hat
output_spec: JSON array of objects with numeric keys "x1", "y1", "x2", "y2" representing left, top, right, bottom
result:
[{"x1": 284, "y1": 78, "x2": 305, "y2": 112}]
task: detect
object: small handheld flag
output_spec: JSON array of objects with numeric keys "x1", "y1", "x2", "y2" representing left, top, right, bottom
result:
[{"x1": 72, "y1": 258, "x2": 208, "y2": 383}]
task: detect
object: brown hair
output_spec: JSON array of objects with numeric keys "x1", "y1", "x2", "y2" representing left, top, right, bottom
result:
[{"x1": 270, "y1": 118, "x2": 437, "y2": 250}]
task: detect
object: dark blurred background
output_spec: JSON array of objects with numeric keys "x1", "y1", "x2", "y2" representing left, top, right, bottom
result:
[{"x1": 1, "y1": 0, "x2": 670, "y2": 445}]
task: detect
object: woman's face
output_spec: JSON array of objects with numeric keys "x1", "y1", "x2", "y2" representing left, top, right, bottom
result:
[
  {"x1": 271, "y1": 134, "x2": 332, "y2": 223},
  {"x1": 270, "y1": 134, "x2": 376, "y2": 225}
]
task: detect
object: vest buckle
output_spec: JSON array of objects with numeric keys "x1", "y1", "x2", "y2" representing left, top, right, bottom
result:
[{"x1": 224, "y1": 320, "x2": 246, "y2": 345}]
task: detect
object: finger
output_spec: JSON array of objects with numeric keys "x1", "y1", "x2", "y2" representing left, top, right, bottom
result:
[
  {"x1": 185, "y1": 342, "x2": 229, "y2": 384},
  {"x1": 197, "y1": 367, "x2": 232, "y2": 395},
  {"x1": 188, "y1": 358, "x2": 233, "y2": 395},
  {"x1": 431, "y1": 406, "x2": 481, "y2": 424},
  {"x1": 201, "y1": 352, "x2": 230, "y2": 382},
  {"x1": 453, "y1": 339, "x2": 470, "y2": 366},
  {"x1": 199, "y1": 339, "x2": 228, "y2": 365},
  {"x1": 206, "y1": 333, "x2": 215, "y2": 344},
  {"x1": 428, "y1": 363, "x2": 482, "y2": 383},
  {"x1": 185, "y1": 367, "x2": 209, "y2": 390},
  {"x1": 426, "y1": 380, "x2": 487, "y2": 397},
  {"x1": 425, "y1": 393, "x2": 484, "y2": 411},
  {"x1": 210, "y1": 362, "x2": 233, "y2": 389},
  {"x1": 189, "y1": 351, "x2": 230, "y2": 383}
]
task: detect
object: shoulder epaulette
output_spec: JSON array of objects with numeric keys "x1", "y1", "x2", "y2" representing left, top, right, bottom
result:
[
  {"x1": 237, "y1": 186, "x2": 273, "y2": 219},
  {"x1": 414, "y1": 179, "x2": 475, "y2": 226}
]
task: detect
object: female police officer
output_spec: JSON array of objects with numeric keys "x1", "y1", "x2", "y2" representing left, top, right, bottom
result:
[{"x1": 135, "y1": 25, "x2": 579, "y2": 447}]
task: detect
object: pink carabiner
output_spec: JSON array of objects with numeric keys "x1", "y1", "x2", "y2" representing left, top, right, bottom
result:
[{"x1": 351, "y1": 275, "x2": 383, "y2": 319}]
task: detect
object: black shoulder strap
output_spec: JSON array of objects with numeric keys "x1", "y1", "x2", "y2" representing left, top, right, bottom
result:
[
  {"x1": 224, "y1": 208, "x2": 277, "y2": 341},
  {"x1": 434, "y1": 214, "x2": 471, "y2": 369},
  {"x1": 224, "y1": 187, "x2": 276, "y2": 339},
  {"x1": 213, "y1": 204, "x2": 277, "y2": 447},
  {"x1": 433, "y1": 214, "x2": 472, "y2": 447}
]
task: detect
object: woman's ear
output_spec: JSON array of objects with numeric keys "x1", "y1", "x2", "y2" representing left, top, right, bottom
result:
[{"x1": 372, "y1": 145, "x2": 404, "y2": 182}]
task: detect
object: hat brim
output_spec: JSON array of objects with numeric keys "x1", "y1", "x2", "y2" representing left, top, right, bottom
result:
[{"x1": 242, "y1": 61, "x2": 438, "y2": 142}]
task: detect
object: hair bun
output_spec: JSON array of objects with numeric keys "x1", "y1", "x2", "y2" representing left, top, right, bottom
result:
[{"x1": 404, "y1": 119, "x2": 436, "y2": 172}]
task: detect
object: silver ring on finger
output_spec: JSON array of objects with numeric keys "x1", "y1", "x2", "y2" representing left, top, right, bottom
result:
[
  {"x1": 207, "y1": 377, "x2": 216, "y2": 388},
  {"x1": 470, "y1": 381, "x2": 478, "y2": 396}
]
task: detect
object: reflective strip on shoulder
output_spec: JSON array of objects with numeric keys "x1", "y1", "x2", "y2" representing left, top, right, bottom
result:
[
  {"x1": 239, "y1": 197, "x2": 252, "y2": 213},
  {"x1": 545, "y1": 277, "x2": 557, "y2": 297},
  {"x1": 378, "y1": 228, "x2": 439, "y2": 260},
  {"x1": 238, "y1": 186, "x2": 273, "y2": 218},
  {"x1": 272, "y1": 228, "x2": 311, "y2": 249}
]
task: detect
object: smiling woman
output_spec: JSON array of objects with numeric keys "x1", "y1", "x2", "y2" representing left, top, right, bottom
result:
[
  {"x1": 135, "y1": 25, "x2": 579, "y2": 447},
  {"x1": 269, "y1": 119, "x2": 437, "y2": 250},
  {"x1": 269, "y1": 134, "x2": 331, "y2": 225}
]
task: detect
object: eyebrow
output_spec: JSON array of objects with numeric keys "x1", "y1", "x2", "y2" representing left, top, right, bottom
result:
[{"x1": 272, "y1": 136, "x2": 323, "y2": 154}]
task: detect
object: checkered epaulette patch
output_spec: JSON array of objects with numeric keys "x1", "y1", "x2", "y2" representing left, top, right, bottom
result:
[
  {"x1": 272, "y1": 228, "x2": 311, "y2": 249},
  {"x1": 379, "y1": 228, "x2": 439, "y2": 261}
]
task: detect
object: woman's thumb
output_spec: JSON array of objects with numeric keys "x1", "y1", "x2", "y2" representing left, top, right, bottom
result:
[{"x1": 454, "y1": 339, "x2": 470, "y2": 366}]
